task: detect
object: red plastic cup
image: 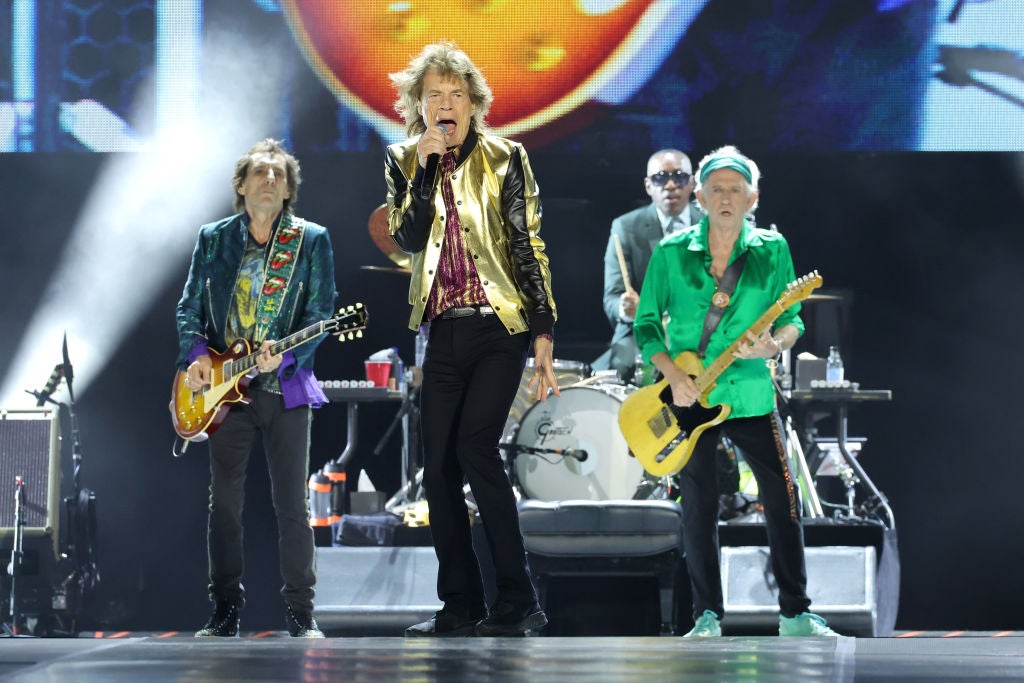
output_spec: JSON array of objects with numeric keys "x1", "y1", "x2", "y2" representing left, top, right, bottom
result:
[{"x1": 364, "y1": 360, "x2": 392, "y2": 387}]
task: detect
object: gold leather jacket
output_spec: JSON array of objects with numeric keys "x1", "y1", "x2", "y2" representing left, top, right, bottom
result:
[{"x1": 385, "y1": 127, "x2": 556, "y2": 336}]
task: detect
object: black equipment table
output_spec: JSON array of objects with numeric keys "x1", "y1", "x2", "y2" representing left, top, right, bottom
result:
[
  {"x1": 321, "y1": 386, "x2": 404, "y2": 471},
  {"x1": 788, "y1": 388, "x2": 894, "y2": 528}
]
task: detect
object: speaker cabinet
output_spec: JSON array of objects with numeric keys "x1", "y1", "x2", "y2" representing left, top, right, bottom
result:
[
  {"x1": 0, "y1": 409, "x2": 61, "y2": 555},
  {"x1": 313, "y1": 547, "x2": 442, "y2": 634},
  {"x1": 721, "y1": 545, "x2": 879, "y2": 636}
]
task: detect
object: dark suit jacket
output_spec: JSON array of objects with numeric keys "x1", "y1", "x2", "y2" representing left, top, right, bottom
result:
[
  {"x1": 602, "y1": 202, "x2": 705, "y2": 338},
  {"x1": 596, "y1": 201, "x2": 704, "y2": 374}
]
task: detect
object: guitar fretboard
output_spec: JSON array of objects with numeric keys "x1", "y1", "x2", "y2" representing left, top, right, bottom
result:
[
  {"x1": 693, "y1": 273, "x2": 820, "y2": 394},
  {"x1": 231, "y1": 322, "x2": 329, "y2": 378}
]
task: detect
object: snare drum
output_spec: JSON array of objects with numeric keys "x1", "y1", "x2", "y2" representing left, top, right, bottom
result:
[
  {"x1": 510, "y1": 383, "x2": 646, "y2": 501},
  {"x1": 503, "y1": 359, "x2": 588, "y2": 438}
]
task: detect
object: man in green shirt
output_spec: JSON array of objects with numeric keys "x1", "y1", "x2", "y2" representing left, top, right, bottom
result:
[{"x1": 634, "y1": 145, "x2": 838, "y2": 638}]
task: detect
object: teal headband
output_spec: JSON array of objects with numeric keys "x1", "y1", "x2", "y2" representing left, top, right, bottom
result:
[{"x1": 698, "y1": 155, "x2": 752, "y2": 184}]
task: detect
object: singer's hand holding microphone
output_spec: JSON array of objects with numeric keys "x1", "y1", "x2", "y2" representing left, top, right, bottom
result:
[{"x1": 417, "y1": 120, "x2": 449, "y2": 201}]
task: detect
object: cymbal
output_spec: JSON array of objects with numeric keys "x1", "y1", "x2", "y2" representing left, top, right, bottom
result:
[
  {"x1": 360, "y1": 265, "x2": 411, "y2": 276},
  {"x1": 805, "y1": 293, "x2": 843, "y2": 303}
]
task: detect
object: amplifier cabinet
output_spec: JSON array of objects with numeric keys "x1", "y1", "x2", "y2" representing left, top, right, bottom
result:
[
  {"x1": 722, "y1": 545, "x2": 878, "y2": 636},
  {"x1": 0, "y1": 408, "x2": 61, "y2": 556}
]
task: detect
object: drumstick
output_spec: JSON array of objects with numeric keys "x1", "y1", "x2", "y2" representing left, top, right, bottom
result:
[{"x1": 613, "y1": 234, "x2": 636, "y2": 295}]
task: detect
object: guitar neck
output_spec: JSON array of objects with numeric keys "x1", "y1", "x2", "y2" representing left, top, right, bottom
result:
[
  {"x1": 231, "y1": 321, "x2": 327, "y2": 378},
  {"x1": 694, "y1": 300, "x2": 788, "y2": 393}
]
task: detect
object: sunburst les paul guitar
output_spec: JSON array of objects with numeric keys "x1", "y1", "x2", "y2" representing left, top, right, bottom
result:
[
  {"x1": 169, "y1": 303, "x2": 368, "y2": 442},
  {"x1": 618, "y1": 272, "x2": 822, "y2": 477}
]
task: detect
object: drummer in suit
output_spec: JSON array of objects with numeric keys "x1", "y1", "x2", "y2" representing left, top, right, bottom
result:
[{"x1": 594, "y1": 149, "x2": 704, "y2": 381}]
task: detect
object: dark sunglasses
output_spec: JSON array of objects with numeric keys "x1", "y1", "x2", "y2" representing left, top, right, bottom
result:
[{"x1": 647, "y1": 170, "x2": 691, "y2": 187}]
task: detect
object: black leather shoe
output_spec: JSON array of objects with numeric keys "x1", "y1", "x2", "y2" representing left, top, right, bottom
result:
[
  {"x1": 195, "y1": 602, "x2": 240, "y2": 637},
  {"x1": 405, "y1": 609, "x2": 483, "y2": 638},
  {"x1": 475, "y1": 602, "x2": 547, "y2": 637},
  {"x1": 285, "y1": 605, "x2": 325, "y2": 638}
]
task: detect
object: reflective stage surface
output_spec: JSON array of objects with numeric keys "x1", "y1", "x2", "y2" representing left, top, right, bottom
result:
[{"x1": 1, "y1": 634, "x2": 1022, "y2": 683}]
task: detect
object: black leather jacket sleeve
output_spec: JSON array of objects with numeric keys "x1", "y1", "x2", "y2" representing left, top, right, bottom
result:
[
  {"x1": 386, "y1": 149, "x2": 435, "y2": 254},
  {"x1": 503, "y1": 147, "x2": 554, "y2": 337}
]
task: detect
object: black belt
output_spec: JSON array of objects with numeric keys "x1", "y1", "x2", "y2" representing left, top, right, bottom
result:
[{"x1": 440, "y1": 305, "x2": 495, "y2": 319}]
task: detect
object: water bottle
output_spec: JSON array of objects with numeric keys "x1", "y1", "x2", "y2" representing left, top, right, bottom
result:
[
  {"x1": 322, "y1": 461, "x2": 347, "y2": 523},
  {"x1": 414, "y1": 325, "x2": 429, "y2": 367},
  {"x1": 307, "y1": 471, "x2": 332, "y2": 527},
  {"x1": 826, "y1": 346, "x2": 844, "y2": 383}
]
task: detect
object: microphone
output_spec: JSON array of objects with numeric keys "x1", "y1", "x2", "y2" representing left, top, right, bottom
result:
[
  {"x1": 419, "y1": 153, "x2": 440, "y2": 201},
  {"x1": 562, "y1": 449, "x2": 589, "y2": 462},
  {"x1": 418, "y1": 123, "x2": 447, "y2": 201}
]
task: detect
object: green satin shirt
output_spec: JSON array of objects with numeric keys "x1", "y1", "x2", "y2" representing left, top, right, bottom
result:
[{"x1": 633, "y1": 217, "x2": 804, "y2": 419}]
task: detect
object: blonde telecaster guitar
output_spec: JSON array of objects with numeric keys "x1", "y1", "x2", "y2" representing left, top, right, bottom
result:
[
  {"x1": 169, "y1": 303, "x2": 367, "y2": 442},
  {"x1": 618, "y1": 272, "x2": 822, "y2": 477}
]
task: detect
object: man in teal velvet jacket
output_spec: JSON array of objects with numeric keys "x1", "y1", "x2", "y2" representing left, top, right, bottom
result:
[{"x1": 176, "y1": 138, "x2": 336, "y2": 638}]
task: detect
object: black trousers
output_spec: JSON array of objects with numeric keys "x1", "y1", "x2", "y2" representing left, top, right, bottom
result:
[
  {"x1": 206, "y1": 389, "x2": 316, "y2": 612},
  {"x1": 420, "y1": 313, "x2": 536, "y2": 616},
  {"x1": 679, "y1": 412, "x2": 811, "y2": 620}
]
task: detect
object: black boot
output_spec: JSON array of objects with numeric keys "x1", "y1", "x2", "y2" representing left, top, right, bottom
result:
[
  {"x1": 195, "y1": 602, "x2": 240, "y2": 638},
  {"x1": 285, "y1": 604, "x2": 325, "y2": 638}
]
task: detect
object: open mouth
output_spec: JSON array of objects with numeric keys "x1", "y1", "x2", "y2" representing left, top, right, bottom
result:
[{"x1": 437, "y1": 119, "x2": 457, "y2": 135}]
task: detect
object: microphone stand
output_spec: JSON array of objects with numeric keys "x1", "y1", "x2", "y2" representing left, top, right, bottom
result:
[
  {"x1": 2, "y1": 478, "x2": 27, "y2": 637},
  {"x1": 496, "y1": 443, "x2": 586, "y2": 460},
  {"x1": 59, "y1": 352, "x2": 99, "y2": 634}
]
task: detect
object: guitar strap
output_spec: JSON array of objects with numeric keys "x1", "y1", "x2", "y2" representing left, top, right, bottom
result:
[
  {"x1": 254, "y1": 213, "x2": 307, "y2": 342},
  {"x1": 696, "y1": 251, "x2": 749, "y2": 358}
]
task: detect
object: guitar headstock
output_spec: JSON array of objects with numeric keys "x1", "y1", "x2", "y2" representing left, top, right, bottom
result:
[
  {"x1": 779, "y1": 271, "x2": 823, "y2": 309},
  {"x1": 325, "y1": 303, "x2": 368, "y2": 341}
]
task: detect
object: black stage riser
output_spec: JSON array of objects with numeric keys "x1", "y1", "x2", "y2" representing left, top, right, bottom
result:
[{"x1": 312, "y1": 524, "x2": 898, "y2": 637}]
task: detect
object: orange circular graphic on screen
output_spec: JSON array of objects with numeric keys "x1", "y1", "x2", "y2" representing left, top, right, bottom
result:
[{"x1": 280, "y1": 0, "x2": 672, "y2": 139}]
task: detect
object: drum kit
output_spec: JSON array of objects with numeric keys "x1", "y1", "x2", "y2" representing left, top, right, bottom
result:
[{"x1": 500, "y1": 360, "x2": 650, "y2": 502}]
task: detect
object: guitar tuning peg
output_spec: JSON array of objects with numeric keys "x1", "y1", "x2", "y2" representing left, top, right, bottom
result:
[{"x1": 356, "y1": 330, "x2": 363, "y2": 338}]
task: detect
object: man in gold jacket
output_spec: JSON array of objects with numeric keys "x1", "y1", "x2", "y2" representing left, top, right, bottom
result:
[{"x1": 385, "y1": 42, "x2": 559, "y2": 638}]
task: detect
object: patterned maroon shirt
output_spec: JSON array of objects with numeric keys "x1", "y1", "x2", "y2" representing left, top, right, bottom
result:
[{"x1": 426, "y1": 149, "x2": 488, "y2": 320}]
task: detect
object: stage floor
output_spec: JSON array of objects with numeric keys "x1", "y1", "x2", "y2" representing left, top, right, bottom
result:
[{"x1": 1, "y1": 633, "x2": 1022, "y2": 682}]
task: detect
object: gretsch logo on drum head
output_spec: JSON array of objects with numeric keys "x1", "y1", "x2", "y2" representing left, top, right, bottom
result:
[{"x1": 536, "y1": 418, "x2": 577, "y2": 444}]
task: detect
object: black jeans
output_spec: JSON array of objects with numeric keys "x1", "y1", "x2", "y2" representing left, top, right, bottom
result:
[
  {"x1": 679, "y1": 412, "x2": 811, "y2": 620},
  {"x1": 206, "y1": 389, "x2": 316, "y2": 612},
  {"x1": 420, "y1": 312, "x2": 536, "y2": 616}
]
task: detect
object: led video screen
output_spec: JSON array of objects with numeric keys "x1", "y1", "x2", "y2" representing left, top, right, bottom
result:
[{"x1": 1, "y1": 0, "x2": 1021, "y2": 152}]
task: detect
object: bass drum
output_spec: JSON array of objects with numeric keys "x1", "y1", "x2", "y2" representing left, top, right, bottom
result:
[
  {"x1": 503, "y1": 359, "x2": 588, "y2": 439},
  {"x1": 511, "y1": 383, "x2": 645, "y2": 501}
]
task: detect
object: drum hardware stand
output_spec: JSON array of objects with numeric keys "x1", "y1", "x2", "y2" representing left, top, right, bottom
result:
[
  {"x1": 833, "y1": 458, "x2": 861, "y2": 521},
  {"x1": 381, "y1": 375, "x2": 424, "y2": 512},
  {"x1": 25, "y1": 337, "x2": 99, "y2": 635},
  {"x1": 828, "y1": 399, "x2": 895, "y2": 529},
  {"x1": 2, "y1": 477, "x2": 28, "y2": 637}
]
